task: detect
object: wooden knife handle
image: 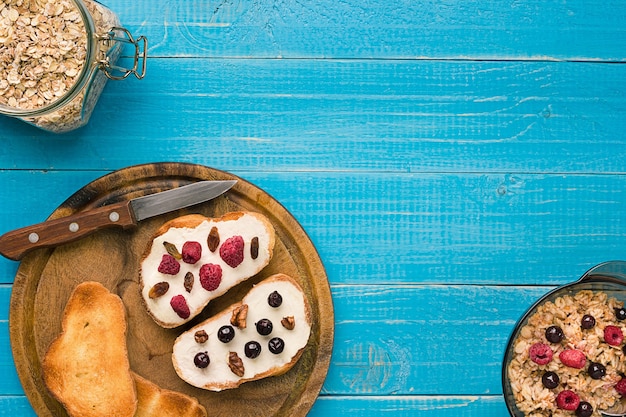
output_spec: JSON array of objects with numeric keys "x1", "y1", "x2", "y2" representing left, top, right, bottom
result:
[{"x1": 0, "y1": 200, "x2": 136, "y2": 261}]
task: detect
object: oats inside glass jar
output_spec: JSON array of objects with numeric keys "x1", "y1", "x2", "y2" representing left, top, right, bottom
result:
[
  {"x1": 0, "y1": 0, "x2": 88, "y2": 110},
  {"x1": 0, "y1": 0, "x2": 121, "y2": 132}
]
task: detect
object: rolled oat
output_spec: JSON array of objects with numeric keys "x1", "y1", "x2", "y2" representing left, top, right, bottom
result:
[
  {"x1": 508, "y1": 290, "x2": 626, "y2": 416},
  {"x1": 0, "y1": 0, "x2": 122, "y2": 132}
]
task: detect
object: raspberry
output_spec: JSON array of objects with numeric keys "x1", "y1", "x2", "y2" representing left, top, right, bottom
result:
[
  {"x1": 529, "y1": 343, "x2": 553, "y2": 365},
  {"x1": 556, "y1": 390, "x2": 580, "y2": 411},
  {"x1": 199, "y1": 263, "x2": 222, "y2": 291},
  {"x1": 170, "y1": 295, "x2": 190, "y2": 319},
  {"x1": 559, "y1": 349, "x2": 586, "y2": 369},
  {"x1": 220, "y1": 235, "x2": 245, "y2": 268},
  {"x1": 604, "y1": 325, "x2": 624, "y2": 346},
  {"x1": 158, "y1": 254, "x2": 180, "y2": 275},
  {"x1": 182, "y1": 241, "x2": 202, "y2": 264},
  {"x1": 615, "y1": 377, "x2": 626, "y2": 395}
]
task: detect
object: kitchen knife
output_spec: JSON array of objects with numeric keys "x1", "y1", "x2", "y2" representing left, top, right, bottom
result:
[{"x1": 0, "y1": 180, "x2": 237, "y2": 261}]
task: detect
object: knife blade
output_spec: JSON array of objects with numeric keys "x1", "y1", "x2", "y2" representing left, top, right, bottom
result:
[{"x1": 0, "y1": 180, "x2": 237, "y2": 261}]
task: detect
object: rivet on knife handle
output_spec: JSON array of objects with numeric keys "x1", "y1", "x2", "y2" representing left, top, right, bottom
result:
[{"x1": 0, "y1": 201, "x2": 135, "y2": 261}]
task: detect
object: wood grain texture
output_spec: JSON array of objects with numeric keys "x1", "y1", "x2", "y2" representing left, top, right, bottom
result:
[
  {"x1": 0, "y1": 60, "x2": 624, "y2": 173},
  {"x1": 0, "y1": 200, "x2": 135, "y2": 260},
  {"x1": 9, "y1": 164, "x2": 332, "y2": 417},
  {"x1": 1, "y1": 170, "x2": 624, "y2": 286},
  {"x1": 311, "y1": 395, "x2": 510, "y2": 416},
  {"x1": 3, "y1": 283, "x2": 551, "y2": 397},
  {"x1": 100, "y1": 0, "x2": 626, "y2": 61},
  {"x1": 0, "y1": 0, "x2": 624, "y2": 414},
  {"x1": 0, "y1": 396, "x2": 38, "y2": 417},
  {"x1": 0, "y1": 395, "x2": 512, "y2": 417}
]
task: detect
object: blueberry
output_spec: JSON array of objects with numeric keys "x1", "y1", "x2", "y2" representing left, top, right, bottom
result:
[
  {"x1": 268, "y1": 337, "x2": 285, "y2": 354},
  {"x1": 256, "y1": 319, "x2": 273, "y2": 336},
  {"x1": 616, "y1": 307, "x2": 626, "y2": 321},
  {"x1": 581, "y1": 314, "x2": 596, "y2": 329},
  {"x1": 575, "y1": 401, "x2": 593, "y2": 417},
  {"x1": 245, "y1": 341, "x2": 261, "y2": 358},
  {"x1": 545, "y1": 325, "x2": 564, "y2": 343},
  {"x1": 268, "y1": 291, "x2": 283, "y2": 308},
  {"x1": 194, "y1": 351, "x2": 210, "y2": 368},
  {"x1": 541, "y1": 371, "x2": 560, "y2": 389},
  {"x1": 588, "y1": 362, "x2": 606, "y2": 379},
  {"x1": 217, "y1": 325, "x2": 235, "y2": 343}
]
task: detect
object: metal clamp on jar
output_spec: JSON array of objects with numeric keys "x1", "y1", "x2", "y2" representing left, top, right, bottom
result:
[{"x1": 0, "y1": 0, "x2": 147, "y2": 133}]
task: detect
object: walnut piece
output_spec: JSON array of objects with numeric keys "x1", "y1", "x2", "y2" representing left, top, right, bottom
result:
[
  {"x1": 230, "y1": 304, "x2": 248, "y2": 329},
  {"x1": 281, "y1": 316, "x2": 296, "y2": 330},
  {"x1": 194, "y1": 330, "x2": 208, "y2": 344},
  {"x1": 228, "y1": 352, "x2": 245, "y2": 377}
]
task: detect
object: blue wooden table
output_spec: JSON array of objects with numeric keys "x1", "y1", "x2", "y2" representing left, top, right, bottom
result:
[{"x1": 1, "y1": 0, "x2": 625, "y2": 415}]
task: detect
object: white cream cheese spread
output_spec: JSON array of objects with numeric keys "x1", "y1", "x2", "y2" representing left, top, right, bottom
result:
[
  {"x1": 140, "y1": 213, "x2": 274, "y2": 328},
  {"x1": 172, "y1": 276, "x2": 311, "y2": 391}
]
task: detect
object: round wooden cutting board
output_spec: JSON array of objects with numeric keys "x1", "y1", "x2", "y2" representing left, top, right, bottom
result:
[{"x1": 9, "y1": 162, "x2": 333, "y2": 417}]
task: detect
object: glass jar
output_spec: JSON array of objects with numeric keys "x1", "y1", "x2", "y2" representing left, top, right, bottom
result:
[{"x1": 0, "y1": 0, "x2": 146, "y2": 133}]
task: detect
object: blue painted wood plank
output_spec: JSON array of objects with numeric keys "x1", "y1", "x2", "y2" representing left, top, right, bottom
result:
[
  {"x1": 0, "y1": 60, "x2": 624, "y2": 174},
  {"x1": 324, "y1": 284, "x2": 551, "y2": 395},
  {"x1": 0, "y1": 286, "x2": 25, "y2": 396},
  {"x1": 0, "y1": 0, "x2": 622, "y2": 415},
  {"x1": 100, "y1": 0, "x2": 626, "y2": 61},
  {"x1": 0, "y1": 397, "x2": 36, "y2": 416},
  {"x1": 0, "y1": 170, "x2": 624, "y2": 286},
  {"x1": 0, "y1": 324, "x2": 23, "y2": 396},
  {"x1": 310, "y1": 395, "x2": 510, "y2": 416},
  {"x1": 0, "y1": 394, "x2": 510, "y2": 416},
  {"x1": 0, "y1": 283, "x2": 551, "y2": 396}
]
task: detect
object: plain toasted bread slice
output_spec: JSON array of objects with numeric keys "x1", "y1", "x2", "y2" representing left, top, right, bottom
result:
[
  {"x1": 42, "y1": 281, "x2": 137, "y2": 417},
  {"x1": 132, "y1": 372, "x2": 207, "y2": 417}
]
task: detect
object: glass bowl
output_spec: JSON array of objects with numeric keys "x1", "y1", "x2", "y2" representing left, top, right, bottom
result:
[{"x1": 502, "y1": 261, "x2": 626, "y2": 417}]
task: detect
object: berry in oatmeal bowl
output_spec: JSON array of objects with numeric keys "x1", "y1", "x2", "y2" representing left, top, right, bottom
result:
[{"x1": 505, "y1": 289, "x2": 626, "y2": 416}]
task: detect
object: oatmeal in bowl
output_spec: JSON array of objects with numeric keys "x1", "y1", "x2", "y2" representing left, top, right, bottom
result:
[{"x1": 503, "y1": 261, "x2": 626, "y2": 417}]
